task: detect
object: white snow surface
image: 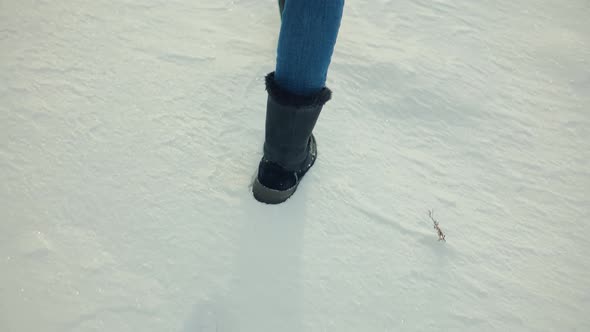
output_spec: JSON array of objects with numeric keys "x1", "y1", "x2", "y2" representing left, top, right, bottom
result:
[{"x1": 1, "y1": 0, "x2": 589, "y2": 331}]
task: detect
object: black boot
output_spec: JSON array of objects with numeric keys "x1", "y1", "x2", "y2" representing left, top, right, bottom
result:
[{"x1": 252, "y1": 72, "x2": 332, "y2": 204}]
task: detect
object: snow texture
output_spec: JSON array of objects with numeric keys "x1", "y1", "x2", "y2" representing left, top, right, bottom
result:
[{"x1": 1, "y1": 0, "x2": 589, "y2": 331}]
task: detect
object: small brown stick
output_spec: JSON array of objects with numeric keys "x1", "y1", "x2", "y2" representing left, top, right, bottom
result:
[{"x1": 428, "y1": 210, "x2": 446, "y2": 242}]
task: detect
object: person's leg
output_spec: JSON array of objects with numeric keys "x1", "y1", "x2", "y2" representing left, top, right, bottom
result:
[
  {"x1": 253, "y1": 0, "x2": 345, "y2": 204},
  {"x1": 275, "y1": 0, "x2": 344, "y2": 96},
  {"x1": 278, "y1": 0, "x2": 285, "y2": 16}
]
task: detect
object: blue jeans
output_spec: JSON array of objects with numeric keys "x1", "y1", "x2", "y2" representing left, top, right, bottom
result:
[{"x1": 275, "y1": 0, "x2": 345, "y2": 96}]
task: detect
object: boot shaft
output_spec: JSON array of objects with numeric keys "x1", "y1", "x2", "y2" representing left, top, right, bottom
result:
[{"x1": 263, "y1": 72, "x2": 332, "y2": 171}]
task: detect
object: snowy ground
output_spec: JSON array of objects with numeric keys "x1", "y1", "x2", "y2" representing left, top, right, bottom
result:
[{"x1": 1, "y1": 0, "x2": 589, "y2": 331}]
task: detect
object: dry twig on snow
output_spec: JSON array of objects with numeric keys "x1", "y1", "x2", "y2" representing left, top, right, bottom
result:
[{"x1": 428, "y1": 210, "x2": 446, "y2": 242}]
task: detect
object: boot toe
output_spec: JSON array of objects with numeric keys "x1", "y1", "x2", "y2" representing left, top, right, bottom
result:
[
  {"x1": 253, "y1": 135, "x2": 318, "y2": 204},
  {"x1": 257, "y1": 160, "x2": 298, "y2": 191},
  {"x1": 253, "y1": 160, "x2": 299, "y2": 204}
]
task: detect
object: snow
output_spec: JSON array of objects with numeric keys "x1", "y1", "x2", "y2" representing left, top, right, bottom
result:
[{"x1": 1, "y1": 0, "x2": 589, "y2": 331}]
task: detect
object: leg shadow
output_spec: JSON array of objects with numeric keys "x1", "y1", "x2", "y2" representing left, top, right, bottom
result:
[{"x1": 182, "y1": 188, "x2": 307, "y2": 332}]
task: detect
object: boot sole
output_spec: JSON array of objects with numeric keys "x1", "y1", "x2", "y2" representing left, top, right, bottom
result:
[
  {"x1": 252, "y1": 177, "x2": 298, "y2": 204},
  {"x1": 252, "y1": 135, "x2": 317, "y2": 204}
]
